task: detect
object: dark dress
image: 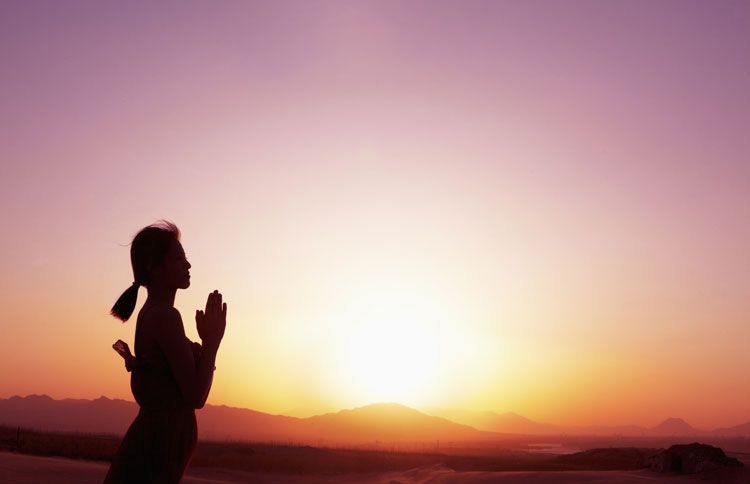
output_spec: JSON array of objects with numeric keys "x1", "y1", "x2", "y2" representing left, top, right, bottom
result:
[{"x1": 104, "y1": 314, "x2": 201, "y2": 484}]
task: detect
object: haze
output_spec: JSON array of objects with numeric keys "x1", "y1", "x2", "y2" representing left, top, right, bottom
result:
[{"x1": 1, "y1": 1, "x2": 749, "y2": 430}]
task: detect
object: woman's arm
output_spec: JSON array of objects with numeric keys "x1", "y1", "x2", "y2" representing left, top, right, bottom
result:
[
  {"x1": 153, "y1": 306, "x2": 218, "y2": 409},
  {"x1": 193, "y1": 290, "x2": 226, "y2": 407}
]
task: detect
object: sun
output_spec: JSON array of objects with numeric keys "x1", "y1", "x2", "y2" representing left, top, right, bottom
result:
[
  {"x1": 343, "y1": 314, "x2": 441, "y2": 405},
  {"x1": 330, "y1": 288, "x2": 455, "y2": 407}
]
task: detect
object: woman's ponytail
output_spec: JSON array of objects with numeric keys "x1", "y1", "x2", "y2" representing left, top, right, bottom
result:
[{"x1": 111, "y1": 282, "x2": 140, "y2": 322}]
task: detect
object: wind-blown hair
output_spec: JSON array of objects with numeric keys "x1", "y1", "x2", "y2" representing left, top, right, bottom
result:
[{"x1": 110, "y1": 221, "x2": 181, "y2": 322}]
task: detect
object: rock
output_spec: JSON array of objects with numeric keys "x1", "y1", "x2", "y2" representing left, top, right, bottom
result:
[{"x1": 647, "y1": 442, "x2": 743, "y2": 474}]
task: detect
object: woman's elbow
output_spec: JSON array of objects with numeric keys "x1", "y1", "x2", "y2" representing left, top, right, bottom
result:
[
  {"x1": 191, "y1": 391, "x2": 208, "y2": 409},
  {"x1": 182, "y1": 387, "x2": 206, "y2": 409}
]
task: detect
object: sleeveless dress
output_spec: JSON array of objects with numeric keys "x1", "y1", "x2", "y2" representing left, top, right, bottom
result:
[{"x1": 104, "y1": 314, "x2": 201, "y2": 484}]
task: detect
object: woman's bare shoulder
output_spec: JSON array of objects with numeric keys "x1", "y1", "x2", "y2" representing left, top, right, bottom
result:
[{"x1": 139, "y1": 304, "x2": 183, "y2": 336}]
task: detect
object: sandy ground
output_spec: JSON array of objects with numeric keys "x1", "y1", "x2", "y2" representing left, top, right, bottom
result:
[{"x1": 0, "y1": 451, "x2": 718, "y2": 483}]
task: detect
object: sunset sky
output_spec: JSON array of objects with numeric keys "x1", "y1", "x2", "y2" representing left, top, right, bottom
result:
[{"x1": 1, "y1": 1, "x2": 749, "y2": 429}]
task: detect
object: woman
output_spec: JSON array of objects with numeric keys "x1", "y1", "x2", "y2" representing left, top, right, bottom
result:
[{"x1": 104, "y1": 221, "x2": 227, "y2": 483}]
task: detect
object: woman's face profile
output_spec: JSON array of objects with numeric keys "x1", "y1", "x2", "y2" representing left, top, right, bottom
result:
[{"x1": 152, "y1": 239, "x2": 191, "y2": 289}]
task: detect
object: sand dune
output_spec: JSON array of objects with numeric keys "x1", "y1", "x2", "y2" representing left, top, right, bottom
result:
[{"x1": 0, "y1": 451, "x2": 712, "y2": 484}]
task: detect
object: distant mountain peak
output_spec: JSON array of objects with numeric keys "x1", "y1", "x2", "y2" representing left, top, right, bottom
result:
[
  {"x1": 330, "y1": 402, "x2": 424, "y2": 419},
  {"x1": 342, "y1": 402, "x2": 415, "y2": 412},
  {"x1": 2, "y1": 395, "x2": 747, "y2": 439},
  {"x1": 651, "y1": 417, "x2": 698, "y2": 434},
  {"x1": 655, "y1": 417, "x2": 690, "y2": 426},
  {"x1": 497, "y1": 411, "x2": 522, "y2": 417},
  {"x1": 358, "y1": 402, "x2": 412, "y2": 409},
  {"x1": 495, "y1": 411, "x2": 537, "y2": 423}
]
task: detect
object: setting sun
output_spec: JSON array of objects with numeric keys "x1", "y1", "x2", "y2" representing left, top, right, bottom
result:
[
  {"x1": 2, "y1": 0, "x2": 749, "y2": 448},
  {"x1": 338, "y1": 296, "x2": 443, "y2": 405},
  {"x1": 305, "y1": 273, "x2": 490, "y2": 408},
  {"x1": 2, "y1": 1, "x2": 750, "y2": 482}
]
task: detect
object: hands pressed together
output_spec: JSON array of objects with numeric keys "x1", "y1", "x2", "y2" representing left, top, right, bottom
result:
[{"x1": 196, "y1": 290, "x2": 227, "y2": 349}]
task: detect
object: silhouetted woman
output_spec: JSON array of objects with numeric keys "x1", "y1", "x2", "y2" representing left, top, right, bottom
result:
[{"x1": 104, "y1": 221, "x2": 227, "y2": 484}]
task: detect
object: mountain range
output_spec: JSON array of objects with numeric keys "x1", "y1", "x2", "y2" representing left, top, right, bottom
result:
[
  {"x1": 1, "y1": 395, "x2": 749, "y2": 444},
  {"x1": 424, "y1": 408, "x2": 750, "y2": 437}
]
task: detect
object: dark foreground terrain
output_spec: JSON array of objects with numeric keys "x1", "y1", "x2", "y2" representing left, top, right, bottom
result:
[
  {"x1": 1, "y1": 425, "x2": 748, "y2": 482},
  {"x1": 0, "y1": 452, "x2": 723, "y2": 484}
]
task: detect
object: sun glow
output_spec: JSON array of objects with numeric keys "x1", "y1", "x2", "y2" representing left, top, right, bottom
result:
[
  {"x1": 324, "y1": 280, "x2": 480, "y2": 408},
  {"x1": 343, "y1": 309, "x2": 441, "y2": 405}
]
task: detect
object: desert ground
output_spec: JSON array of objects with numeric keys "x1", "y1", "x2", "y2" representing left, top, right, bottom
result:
[{"x1": 0, "y1": 451, "x2": 722, "y2": 484}]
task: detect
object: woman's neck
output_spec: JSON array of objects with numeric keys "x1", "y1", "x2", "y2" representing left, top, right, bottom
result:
[{"x1": 145, "y1": 285, "x2": 177, "y2": 307}]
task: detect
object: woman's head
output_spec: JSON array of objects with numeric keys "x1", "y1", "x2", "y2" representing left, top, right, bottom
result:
[{"x1": 111, "y1": 221, "x2": 190, "y2": 321}]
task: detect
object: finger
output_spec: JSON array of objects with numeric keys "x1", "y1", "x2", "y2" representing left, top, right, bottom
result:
[
  {"x1": 113, "y1": 340, "x2": 129, "y2": 352},
  {"x1": 222, "y1": 302, "x2": 227, "y2": 320},
  {"x1": 207, "y1": 292, "x2": 215, "y2": 315},
  {"x1": 213, "y1": 290, "x2": 221, "y2": 314}
]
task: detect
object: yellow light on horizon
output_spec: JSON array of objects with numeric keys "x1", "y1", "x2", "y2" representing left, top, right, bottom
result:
[
  {"x1": 342, "y1": 308, "x2": 441, "y2": 406},
  {"x1": 317, "y1": 276, "x2": 487, "y2": 409}
]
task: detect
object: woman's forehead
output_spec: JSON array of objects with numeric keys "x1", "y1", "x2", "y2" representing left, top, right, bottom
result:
[{"x1": 171, "y1": 239, "x2": 186, "y2": 256}]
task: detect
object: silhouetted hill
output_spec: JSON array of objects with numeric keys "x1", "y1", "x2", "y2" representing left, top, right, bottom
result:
[
  {"x1": 0, "y1": 396, "x2": 504, "y2": 444},
  {"x1": 2, "y1": 395, "x2": 748, "y2": 442},
  {"x1": 426, "y1": 408, "x2": 652, "y2": 436},
  {"x1": 424, "y1": 407, "x2": 750, "y2": 438},
  {"x1": 197, "y1": 403, "x2": 304, "y2": 441},
  {"x1": 649, "y1": 417, "x2": 703, "y2": 436},
  {"x1": 424, "y1": 408, "x2": 561, "y2": 435},
  {"x1": 0, "y1": 395, "x2": 136, "y2": 435},
  {"x1": 712, "y1": 422, "x2": 750, "y2": 437},
  {"x1": 301, "y1": 403, "x2": 492, "y2": 443}
]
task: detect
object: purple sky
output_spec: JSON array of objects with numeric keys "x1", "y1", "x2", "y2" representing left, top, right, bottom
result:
[{"x1": 1, "y1": 1, "x2": 749, "y2": 426}]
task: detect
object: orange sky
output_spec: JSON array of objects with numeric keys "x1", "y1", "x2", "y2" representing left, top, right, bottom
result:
[{"x1": 1, "y1": 1, "x2": 749, "y2": 429}]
